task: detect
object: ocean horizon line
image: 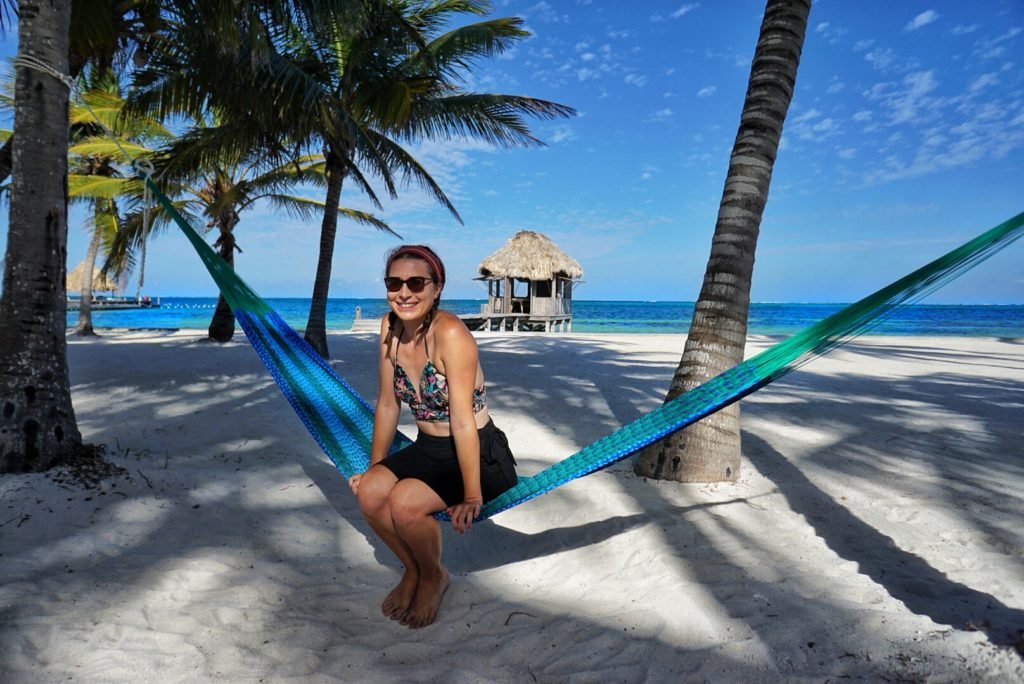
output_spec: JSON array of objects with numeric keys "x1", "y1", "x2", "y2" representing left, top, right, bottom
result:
[
  {"x1": 79, "y1": 295, "x2": 1024, "y2": 307},
  {"x1": 65, "y1": 297, "x2": 1024, "y2": 337}
]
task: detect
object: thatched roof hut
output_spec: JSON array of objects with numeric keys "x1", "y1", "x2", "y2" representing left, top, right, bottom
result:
[
  {"x1": 477, "y1": 231, "x2": 582, "y2": 330},
  {"x1": 66, "y1": 262, "x2": 119, "y2": 293},
  {"x1": 478, "y1": 231, "x2": 583, "y2": 281}
]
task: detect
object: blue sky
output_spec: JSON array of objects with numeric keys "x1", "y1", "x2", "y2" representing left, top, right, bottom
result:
[{"x1": 2, "y1": 1, "x2": 1023, "y2": 303}]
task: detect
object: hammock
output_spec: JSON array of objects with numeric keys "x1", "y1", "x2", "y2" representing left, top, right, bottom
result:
[{"x1": 149, "y1": 175, "x2": 1023, "y2": 519}]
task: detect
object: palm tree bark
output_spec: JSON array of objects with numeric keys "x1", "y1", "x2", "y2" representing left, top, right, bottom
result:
[
  {"x1": 0, "y1": 138, "x2": 11, "y2": 185},
  {"x1": 207, "y1": 213, "x2": 239, "y2": 342},
  {"x1": 635, "y1": 0, "x2": 811, "y2": 482},
  {"x1": 74, "y1": 218, "x2": 102, "y2": 336},
  {"x1": 0, "y1": 0, "x2": 84, "y2": 472},
  {"x1": 304, "y1": 147, "x2": 347, "y2": 358}
]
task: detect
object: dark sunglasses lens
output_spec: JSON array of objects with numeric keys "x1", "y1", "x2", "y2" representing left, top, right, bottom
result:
[{"x1": 384, "y1": 277, "x2": 429, "y2": 293}]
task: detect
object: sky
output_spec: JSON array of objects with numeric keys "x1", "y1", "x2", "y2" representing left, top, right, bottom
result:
[{"x1": 2, "y1": 0, "x2": 1023, "y2": 304}]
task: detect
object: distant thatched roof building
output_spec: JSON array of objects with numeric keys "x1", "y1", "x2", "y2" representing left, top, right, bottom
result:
[
  {"x1": 66, "y1": 262, "x2": 119, "y2": 293},
  {"x1": 476, "y1": 231, "x2": 582, "y2": 332},
  {"x1": 478, "y1": 231, "x2": 583, "y2": 281}
]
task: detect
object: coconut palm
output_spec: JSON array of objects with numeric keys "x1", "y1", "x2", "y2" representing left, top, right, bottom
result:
[
  {"x1": 635, "y1": 0, "x2": 812, "y2": 483},
  {"x1": 67, "y1": 79, "x2": 171, "y2": 335},
  {"x1": 0, "y1": 0, "x2": 84, "y2": 472},
  {"x1": 152, "y1": 124, "x2": 397, "y2": 342},
  {"x1": 293, "y1": 1, "x2": 576, "y2": 357},
  {"x1": 0, "y1": 0, "x2": 163, "y2": 183},
  {"x1": 84, "y1": 114, "x2": 396, "y2": 342},
  {"x1": 129, "y1": 0, "x2": 576, "y2": 357}
]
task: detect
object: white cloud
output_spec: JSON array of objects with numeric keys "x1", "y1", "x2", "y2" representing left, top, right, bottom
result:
[
  {"x1": 951, "y1": 24, "x2": 980, "y2": 36},
  {"x1": 671, "y1": 3, "x2": 699, "y2": 19},
  {"x1": 816, "y1": 22, "x2": 830, "y2": 33},
  {"x1": 969, "y1": 73, "x2": 1000, "y2": 92},
  {"x1": 865, "y1": 70, "x2": 939, "y2": 125},
  {"x1": 696, "y1": 85, "x2": 716, "y2": 97},
  {"x1": 853, "y1": 39, "x2": 875, "y2": 52},
  {"x1": 852, "y1": 110, "x2": 873, "y2": 122},
  {"x1": 548, "y1": 125, "x2": 575, "y2": 144},
  {"x1": 645, "y1": 108, "x2": 673, "y2": 123},
  {"x1": 625, "y1": 73, "x2": 647, "y2": 87},
  {"x1": 976, "y1": 27, "x2": 1023, "y2": 60},
  {"x1": 865, "y1": 48, "x2": 897, "y2": 72},
  {"x1": 793, "y1": 108, "x2": 822, "y2": 123},
  {"x1": 524, "y1": 1, "x2": 566, "y2": 24},
  {"x1": 904, "y1": 10, "x2": 939, "y2": 32},
  {"x1": 837, "y1": 147, "x2": 857, "y2": 160}
]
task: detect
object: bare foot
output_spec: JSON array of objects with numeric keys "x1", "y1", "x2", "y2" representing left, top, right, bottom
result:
[
  {"x1": 382, "y1": 570, "x2": 418, "y2": 621},
  {"x1": 401, "y1": 567, "x2": 450, "y2": 629}
]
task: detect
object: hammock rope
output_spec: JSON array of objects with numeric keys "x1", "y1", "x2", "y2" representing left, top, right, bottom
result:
[{"x1": 150, "y1": 168, "x2": 1022, "y2": 519}]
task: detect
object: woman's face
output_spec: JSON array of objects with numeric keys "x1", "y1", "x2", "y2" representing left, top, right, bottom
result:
[{"x1": 386, "y1": 257, "x2": 440, "y2": 323}]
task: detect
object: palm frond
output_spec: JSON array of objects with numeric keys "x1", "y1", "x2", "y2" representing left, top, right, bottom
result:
[
  {"x1": 364, "y1": 129, "x2": 461, "y2": 223},
  {"x1": 68, "y1": 175, "x2": 145, "y2": 200},
  {"x1": 401, "y1": 92, "x2": 576, "y2": 147}
]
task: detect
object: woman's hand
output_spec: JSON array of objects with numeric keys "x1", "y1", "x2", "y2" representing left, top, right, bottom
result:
[
  {"x1": 348, "y1": 473, "x2": 362, "y2": 496},
  {"x1": 447, "y1": 498, "x2": 482, "y2": 534}
]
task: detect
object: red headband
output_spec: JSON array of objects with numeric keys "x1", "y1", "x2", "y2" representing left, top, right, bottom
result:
[{"x1": 387, "y1": 245, "x2": 445, "y2": 289}]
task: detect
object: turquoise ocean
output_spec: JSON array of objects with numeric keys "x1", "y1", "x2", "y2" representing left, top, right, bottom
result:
[{"x1": 68, "y1": 297, "x2": 1024, "y2": 337}]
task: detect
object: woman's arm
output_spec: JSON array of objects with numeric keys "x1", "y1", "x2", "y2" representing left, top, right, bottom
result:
[
  {"x1": 434, "y1": 313, "x2": 484, "y2": 533},
  {"x1": 370, "y1": 316, "x2": 401, "y2": 466},
  {"x1": 350, "y1": 317, "x2": 400, "y2": 495}
]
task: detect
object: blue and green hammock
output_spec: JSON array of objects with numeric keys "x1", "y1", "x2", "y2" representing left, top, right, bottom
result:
[{"x1": 149, "y1": 176, "x2": 1023, "y2": 519}]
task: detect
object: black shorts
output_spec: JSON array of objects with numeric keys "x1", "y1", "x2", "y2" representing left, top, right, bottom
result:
[{"x1": 377, "y1": 419, "x2": 517, "y2": 507}]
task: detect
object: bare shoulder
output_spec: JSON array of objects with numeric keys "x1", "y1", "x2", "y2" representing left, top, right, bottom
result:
[{"x1": 431, "y1": 310, "x2": 475, "y2": 348}]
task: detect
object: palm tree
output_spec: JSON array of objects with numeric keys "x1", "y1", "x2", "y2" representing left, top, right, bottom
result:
[
  {"x1": 294, "y1": 1, "x2": 576, "y2": 357},
  {"x1": 82, "y1": 115, "x2": 395, "y2": 342},
  {"x1": 0, "y1": 0, "x2": 163, "y2": 184},
  {"x1": 154, "y1": 127, "x2": 397, "y2": 342},
  {"x1": 67, "y1": 81, "x2": 169, "y2": 335},
  {"x1": 129, "y1": 0, "x2": 576, "y2": 357},
  {"x1": 0, "y1": 0, "x2": 84, "y2": 471},
  {"x1": 635, "y1": 0, "x2": 812, "y2": 483}
]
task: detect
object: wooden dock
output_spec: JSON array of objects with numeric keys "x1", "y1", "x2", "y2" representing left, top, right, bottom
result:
[
  {"x1": 349, "y1": 314, "x2": 572, "y2": 332},
  {"x1": 460, "y1": 313, "x2": 572, "y2": 332}
]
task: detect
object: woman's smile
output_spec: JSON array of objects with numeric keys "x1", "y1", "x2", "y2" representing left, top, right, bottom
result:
[{"x1": 387, "y1": 260, "x2": 438, "y2": 322}]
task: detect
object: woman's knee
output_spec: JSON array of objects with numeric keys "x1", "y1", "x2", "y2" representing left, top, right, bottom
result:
[
  {"x1": 389, "y1": 480, "x2": 443, "y2": 527},
  {"x1": 357, "y1": 466, "x2": 396, "y2": 516}
]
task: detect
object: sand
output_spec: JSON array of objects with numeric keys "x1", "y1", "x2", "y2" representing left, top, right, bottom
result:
[{"x1": 1, "y1": 330, "x2": 1022, "y2": 682}]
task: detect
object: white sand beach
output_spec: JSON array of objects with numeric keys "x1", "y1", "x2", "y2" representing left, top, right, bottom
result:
[{"x1": 2, "y1": 330, "x2": 1022, "y2": 682}]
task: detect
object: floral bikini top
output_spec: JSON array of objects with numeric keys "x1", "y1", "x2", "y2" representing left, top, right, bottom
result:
[{"x1": 391, "y1": 331, "x2": 487, "y2": 423}]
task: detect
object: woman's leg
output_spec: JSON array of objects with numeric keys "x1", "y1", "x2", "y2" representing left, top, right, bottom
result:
[
  {"x1": 388, "y1": 478, "x2": 450, "y2": 628},
  {"x1": 356, "y1": 465, "x2": 421, "y2": 620}
]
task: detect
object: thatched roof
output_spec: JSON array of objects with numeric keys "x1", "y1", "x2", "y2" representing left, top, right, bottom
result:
[
  {"x1": 478, "y1": 231, "x2": 583, "y2": 281},
  {"x1": 66, "y1": 262, "x2": 119, "y2": 292}
]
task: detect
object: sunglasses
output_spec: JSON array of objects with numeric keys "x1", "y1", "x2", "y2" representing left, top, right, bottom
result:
[{"x1": 384, "y1": 276, "x2": 434, "y2": 293}]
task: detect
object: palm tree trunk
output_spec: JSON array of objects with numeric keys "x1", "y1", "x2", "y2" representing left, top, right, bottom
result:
[
  {"x1": 304, "y1": 148, "x2": 346, "y2": 359},
  {"x1": 635, "y1": 0, "x2": 811, "y2": 483},
  {"x1": 0, "y1": 138, "x2": 11, "y2": 185},
  {"x1": 207, "y1": 215, "x2": 239, "y2": 342},
  {"x1": 74, "y1": 216, "x2": 102, "y2": 336},
  {"x1": 0, "y1": 25, "x2": 88, "y2": 188},
  {"x1": 0, "y1": 0, "x2": 84, "y2": 473}
]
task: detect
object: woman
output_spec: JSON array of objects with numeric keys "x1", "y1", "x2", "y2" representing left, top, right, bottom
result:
[{"x1": 348, "y1": 245, "x2": 517, "y2": 629}]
